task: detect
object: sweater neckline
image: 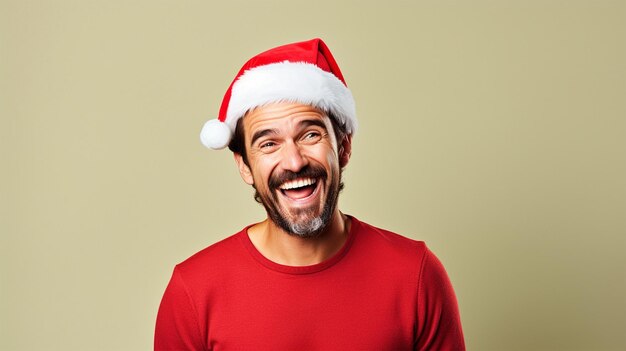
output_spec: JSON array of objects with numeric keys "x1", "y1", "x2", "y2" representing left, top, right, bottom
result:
[{"x1": 238, "y1": 215, "x2": 360, "y2": 275}]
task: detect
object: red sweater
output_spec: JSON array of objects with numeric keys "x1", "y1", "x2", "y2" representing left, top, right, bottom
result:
[{"x1": 155, "y1": 217, "x2": 465, "y2": 350}]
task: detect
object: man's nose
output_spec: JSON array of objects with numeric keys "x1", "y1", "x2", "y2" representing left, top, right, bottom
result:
[{"x1": 280, "y1": 140, "x2": 308, "y2": 172}]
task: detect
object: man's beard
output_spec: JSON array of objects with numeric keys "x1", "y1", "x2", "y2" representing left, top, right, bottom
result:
[{"x1": 254, "y1": 164, "x2": 342, "y2": 238}]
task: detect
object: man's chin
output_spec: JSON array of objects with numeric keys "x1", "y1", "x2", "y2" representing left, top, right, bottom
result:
[
  {"x1": 281, "y1": 216, "x2": 326, "y2": 238},
  {"x1": 261, "y1": 178, "x2": 339, "y2": 238},
  {"x1": 274, "y1": 207, "x2": 326, "y2": 234}
]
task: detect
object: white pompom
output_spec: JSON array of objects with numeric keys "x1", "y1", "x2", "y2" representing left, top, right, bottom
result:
[{"x1": 199, "y1": 119, "x2": 232, "y2": 150}]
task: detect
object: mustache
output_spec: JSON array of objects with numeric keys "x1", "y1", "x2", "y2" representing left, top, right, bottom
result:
[{"x1": 269, "y1": 165, "x2": 327, "y2": 189}]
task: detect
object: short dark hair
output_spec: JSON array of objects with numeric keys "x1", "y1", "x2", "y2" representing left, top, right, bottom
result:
[{"x1": 228, "y1": 112, "x2": 348, "y2": 167}]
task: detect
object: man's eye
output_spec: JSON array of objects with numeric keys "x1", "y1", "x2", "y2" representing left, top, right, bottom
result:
[
  {"x1": 260, "y1": 141, "x2": 276, "y2": 149},
  {"x1": 304, "y1": 132, "x2": 320, "y2": 139}
]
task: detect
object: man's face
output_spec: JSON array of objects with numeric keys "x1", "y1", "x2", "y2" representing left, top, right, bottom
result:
[{"x1": 235, "y1": 102, "x2": 351, "y2": 238}]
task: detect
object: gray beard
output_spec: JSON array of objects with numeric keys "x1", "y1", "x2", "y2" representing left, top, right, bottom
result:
[
  {"x1": 256, "y1": 169, "x2": 342, "y2": 238},
  {"x1": 289, "y1": 216, "x2": 325, "y2": 237},
  {"x1": 273, "y1": 198, "x2": 335, "y2": 238}
]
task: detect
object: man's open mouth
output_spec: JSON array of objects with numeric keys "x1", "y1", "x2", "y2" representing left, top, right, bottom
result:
[{"x1": 278, "y1": 177, "x2": 319, "y2": 200}]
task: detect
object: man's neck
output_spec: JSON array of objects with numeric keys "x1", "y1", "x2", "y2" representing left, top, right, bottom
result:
[{"x1": 247, "y1": 211, "x2": 351, "y2": 267}]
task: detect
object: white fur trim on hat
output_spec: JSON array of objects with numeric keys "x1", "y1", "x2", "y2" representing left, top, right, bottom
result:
[
  {"x1": 226, "y1": 61, "x2": 357, "y2": 134},
  {"x1": 199, "y1": 61, "x2": 357, "y2": 150}
]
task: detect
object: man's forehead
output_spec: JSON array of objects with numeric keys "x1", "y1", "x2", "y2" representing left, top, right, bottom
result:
[{"x1": 242, "y1": 103, "x2": 331, "y2": 132}]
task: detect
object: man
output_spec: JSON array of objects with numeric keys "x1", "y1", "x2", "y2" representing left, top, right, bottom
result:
[{"x1": 155, "y1": 38, "x2": 465, "y2": 350}]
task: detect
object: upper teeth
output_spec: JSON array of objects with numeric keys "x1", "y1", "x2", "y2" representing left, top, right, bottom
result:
[{"x1": 280, "y1": 178, "x2": 316, "y2": 190}]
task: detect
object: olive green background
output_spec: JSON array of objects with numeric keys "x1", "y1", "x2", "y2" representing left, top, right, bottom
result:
[{"x1": 2, "y1": 0, "x2": 625, "y2": 350}]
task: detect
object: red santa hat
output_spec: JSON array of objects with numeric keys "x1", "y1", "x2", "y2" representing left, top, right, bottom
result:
[{"x1": 200, "y1": 38, "x2": 357, "y2": 150}]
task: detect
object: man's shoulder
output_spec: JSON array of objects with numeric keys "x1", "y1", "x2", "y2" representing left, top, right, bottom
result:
[
  {"x1": 175, "y1": 226, "x2": 250, "y2": 275},
  {"x1": 352, "y1": 217, "x2": 429, "y2": 259}
]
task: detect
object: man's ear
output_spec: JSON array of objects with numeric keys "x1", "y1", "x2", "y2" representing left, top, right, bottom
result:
[
  {"x1": 234, "y1": 153, "x2": 254, "y2": 185},
  {"x1": 338, "y1": 134, "x2": 353, "y2": 168}
]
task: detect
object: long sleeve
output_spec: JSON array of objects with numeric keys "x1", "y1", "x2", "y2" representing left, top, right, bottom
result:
[
  {"x1": 155, "y1": 267, "x2": 206, "y2": 351},
  {"x1": 415, "y1": 248, "x2": 465, "y2": 351}
]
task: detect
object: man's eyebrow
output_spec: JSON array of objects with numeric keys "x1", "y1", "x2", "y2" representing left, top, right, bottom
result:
[
  {"x1": 299, "y1": 119, "x2": 328, "y2": 132},
  {"x1": 250, "y1": 128, "x2": 278, "y2": 146}
]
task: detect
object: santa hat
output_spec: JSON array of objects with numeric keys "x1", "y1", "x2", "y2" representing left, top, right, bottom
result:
[{"x1": 200, "y1": 38, "x2": 357, "y2": 150}]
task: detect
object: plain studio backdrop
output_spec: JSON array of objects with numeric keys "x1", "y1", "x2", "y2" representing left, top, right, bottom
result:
[{"x1": 1, "y1": 1, "x2": 625, "y2": 350}]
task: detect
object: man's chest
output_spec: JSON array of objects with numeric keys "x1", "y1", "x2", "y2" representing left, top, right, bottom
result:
[{"x1": 201, "y1": 272, "x2": 418, "y2": 350}]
